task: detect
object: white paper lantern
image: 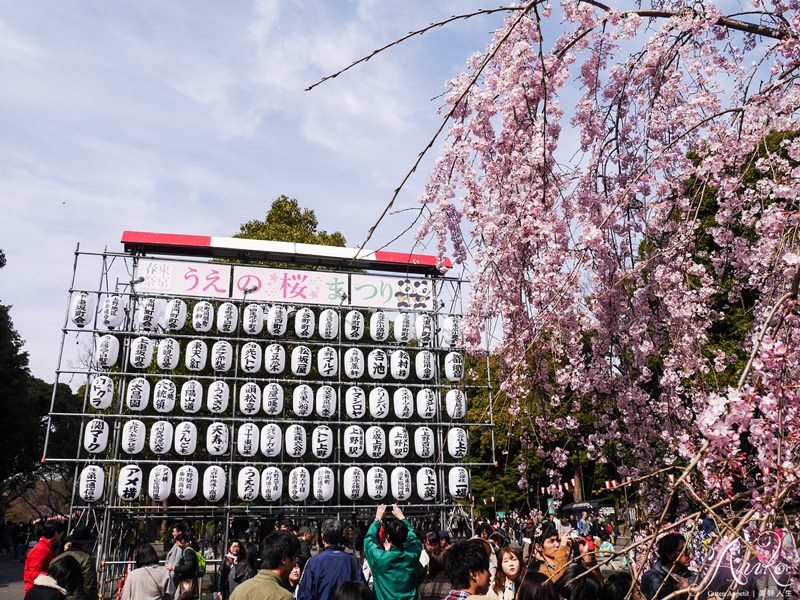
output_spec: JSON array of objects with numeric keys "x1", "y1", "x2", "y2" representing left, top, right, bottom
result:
[
  {"x1": 260, "y1": 423, "x2": 282, "y2": 458},
  {"x1": 237, "y1": 422, "x2": 260, "y2": 457},
  {"x1": 345, "y1": 386, "x2": 366, "y2": 419},
  {"x1": 240, "y1": 342, "x2": 263, "y2": 374},
  {"x1": 216, "y1": 301, "x2": 238, "y2": 333},
  {"x1": 393, "y1": 388, "x2": 414, "y2": 419},
  {"x1": 415, "y1": 350, "x2": 435, "y2": 380},
  {"x1": 370, "y1": 311, "x2": 389, "y2": 342},
  {"x1": 288, "y1": 467, "x2": 310, "y2": 502},
  {"x1": 343, "y1": 466, "x2": 365, "y2": 500},
  {"x1": 416, "y1": 467, "x2": 438, "y2": 501},
  {"x1": 313, "y1": 467, "x2": 335, "y2": 502},
  {"x1": 173, "y1": 422, "x2": 197, "y2": 456},
  {"x1": 207, "y1": 380, "x2": 230, "y2": 414},
  {"x1": 95, "y1": 334, "x2": 119, "y2": 368},
  {"x1": 444, "y1": 352, "x2": 465, "y2": 382},
  {"x1": 263, "y1": 383, "x2": 284, "y2": 415},
  {"x1": 148, "y1": 464, "x2": 173, "y2": 501},
  {"x1": 83, "y1": 419, "x2": 109, "y2": 454},
  {"x1": 266, "y1": 305, "x2": 288, "y2": 336},
  {"x1": 102, "y1": 295, "x2": 125, "y2": 329},
  {"x1": 285, "y1": 424, "x2": 307, "y2": 458},
  {"x1": 311, "y1": 426, "x2": 334, "y2": 459},
  {"x1": 291, "y1": 346, "x2": 312, "y2": 376},
  {"x1": 391, "y1": 467, "x2": 412, "y2": 501},
  {"x1": 206, "y1": 422, "x2": 229, "y2": 456},
  {"x1": 211, "y1": 340, "x2": 233, "y2": 372},
  {"x1": 343, "y1": 348, "x2": 364, "y2": 379},
  {"x1": 416, "y1": 389, "x2": 438, "y2": 419},
  {"x1": 365, "y1": 426, "x2": 386, "y2": 459},
  {"x1": 239, "y1": 382, "x2": 261, "y2": 415},
  {"x1": 117, "y1": 464, "x2": 143, "y2": 501},
  {"x1": 192, "y1": 301, "x2": 214, "y2": 332},
  {"x1": 137, "y1": 297, "x2": 162, "y2": 332},
  {"x1": 293, "y1": 385, "x2": 313, "y2": 417},
  {"x1": 180, "y1": 380, "x2": 203, "y2": 413},
  {"x1": 261, "y1": 467, "x2": 283, "y2": 502},
  {"x1": 237, "y1": 466, "x2": 260, "y2": 501},
  {"x1": 367, "y1": 349, "x2": 387, "y2": 380},
  {"x1": 126, "y1": 377, "x2": 150, "y2": 412},
  {"x1": 164, "y1": 298, "x2": 188, "y2": 331},
  {"x1": 89, "y1": 375, "x2": 114, "y2": 410},
  {"x1": 414, "y1": 426, "x2": 435, "y2": 459},
  {"x1": 184, "y1": 339, "x2": 208, "y2": 372},
  {"x1": 264, "y1": 344, "x2": 286, "y2": 374},
  {"x1": 317, "y1": 346, "x2": 338, "y2": 378},
  {"x1": 242, "y1": 303, "x2": 264, "y2": 335},
  {"x1": 369, "y1": 387, "x2": 390, "y2": 419},
  {"x1": 390, "y1": 350, "x2": 411, "y2": 380},
  {"x1": 69, "y1": 291, "x2": 95, "y2": 328},
  {"x1": 315, "y1": 385, "x2": 336, "y2": 417},
  {"x1": 445, "y1": 389, "x2": 467, "y2": 419},
  {"x1": 394, "y1": 313, "x2": 414, "y2": 343},
  {"x1": 366, "y1": 467, "x2": 388, "y2": 500},
  {"x1": 343, "y1": 425, "x2": 365, "y2": 458},
  {"x1": 156, "y1": 337, "x2": 180, "y2": 370},
  {"x1": 441, "y1": 315, "x2": 461, "y2": 347},
  {"x1": 175, "y1": 465, "x2": 199, "y2": 501},
  {"x1": 149, "y1": 421, "x2": 174, "y2": 455},
  {"x1": 121, "y1": 419, "x2": 146, "y2": 455},
  {"x1": 447, "y1": 427, "x2": 468, "y2": 458},
  {"x1": 153, "y1": 379, "x2": 177, "y2": 413},
  {"x1": 129, "y1": 336, "x2": 153, "y2": 369},
  {"x1": 343, "y1": 310, "x2": 364, "y2": 340},
  {"x1": 294, "y1": 307, "x2": 315, "y2": 338},
  {"x1": 414, "y1": 314, "x2": 435, "y2": 346},
  {"x1": 318, "y1": 308, "x2": 339, "y2": 340},
  {"x1": 58, "y1": 467, "x2": 86, "y2": 506},
  {"x1": 448, "y1": 467, "x2": 470, "y2": 497},
  {"x1": 388, "y1": 426, "x2": 410, "y2": 459},
  {"x1": 203, "y1": 465, "x2": 226, "y2": 502}
]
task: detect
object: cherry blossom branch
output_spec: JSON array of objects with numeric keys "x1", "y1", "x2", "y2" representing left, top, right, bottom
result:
[{"x1": 578, "y1": 0, "x2": 791, "y2": 39}]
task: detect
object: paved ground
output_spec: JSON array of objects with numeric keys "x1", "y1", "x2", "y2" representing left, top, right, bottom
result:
[{"x1": 0, "y1": 551, "x2": 25, "y2": 600}]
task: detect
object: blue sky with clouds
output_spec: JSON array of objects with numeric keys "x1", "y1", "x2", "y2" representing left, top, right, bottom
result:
[{"x1": 0, "y1": 1, "x2": 507, "y2": 380}]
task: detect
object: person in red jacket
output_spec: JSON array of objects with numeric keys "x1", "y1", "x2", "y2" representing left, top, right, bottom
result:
[{"x1": 24, "y1": 521, "x2": 67, "y2": 592}]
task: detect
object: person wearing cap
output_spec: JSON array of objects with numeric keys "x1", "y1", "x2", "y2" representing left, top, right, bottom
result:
[{"x1": 49, "y1": 525, "x2": 98, "y2": 600}]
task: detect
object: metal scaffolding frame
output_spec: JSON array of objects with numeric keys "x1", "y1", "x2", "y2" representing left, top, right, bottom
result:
[{"x1": 44, "y1": 236, "x2": 494, "y2": 597}]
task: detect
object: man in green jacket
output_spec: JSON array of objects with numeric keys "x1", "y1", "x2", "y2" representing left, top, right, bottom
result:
[{"x1": 364, "y1": 504, "x2": 423, "y2": 600}]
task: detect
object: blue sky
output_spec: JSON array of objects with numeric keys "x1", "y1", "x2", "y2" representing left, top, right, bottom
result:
[{"x1": 0, "y1": 1, "x2": 506, "y2": 380}]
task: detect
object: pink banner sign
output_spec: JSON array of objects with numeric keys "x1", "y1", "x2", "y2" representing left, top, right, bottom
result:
[
  {"x1": 136, "y1": 260, "x2": 231, "y2": 298},
  {"x1": 232, "y1": 267, "x2": 347, "y2": 305}
]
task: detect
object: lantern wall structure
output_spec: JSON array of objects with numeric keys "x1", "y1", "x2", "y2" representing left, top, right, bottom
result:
[{"x1": 47, "y1": 231, "x2": 493, "y2": 576}]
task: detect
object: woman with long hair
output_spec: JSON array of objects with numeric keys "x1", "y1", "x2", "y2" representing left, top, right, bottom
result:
[
  {"x1": 228, "y1": 541, "x2": 258, "y2": 596},
  {"x1": 488, "y1": 546, "x2": 526, "y2": 599},
  {"x1": 120, "y1": 543, "x2": 174, "y2": 600}
]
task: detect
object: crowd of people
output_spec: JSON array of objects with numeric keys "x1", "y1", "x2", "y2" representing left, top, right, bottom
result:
[{"x1": 17, "y1": 507, "x2": 799, "y2": 600}]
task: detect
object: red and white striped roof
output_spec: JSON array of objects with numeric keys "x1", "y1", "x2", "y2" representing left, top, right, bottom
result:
[{"x1": 121, "y1": 230, "x2": 451, "y2": 275}]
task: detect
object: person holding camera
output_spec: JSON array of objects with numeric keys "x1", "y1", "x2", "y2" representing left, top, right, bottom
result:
[{"x1": 364, "y1": 504, "x2": 422, "y2": 600}]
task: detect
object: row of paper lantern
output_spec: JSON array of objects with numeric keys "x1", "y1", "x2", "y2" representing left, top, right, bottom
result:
[
  {"x1": 93, "y1": 335, "x2": 465, "y2": 382},
  {"x1": 70, "y1": 292, "x2": 462, "y2": 347},
  {"x1": 78, "y1": 463, "x2": 470, "y2": 503},
  {"x1": 85, "y1": 418, "x2": 468, "y2": 459},
  {"x1": 91, "y1": 375, "x2": 467, "y2": 419}
]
